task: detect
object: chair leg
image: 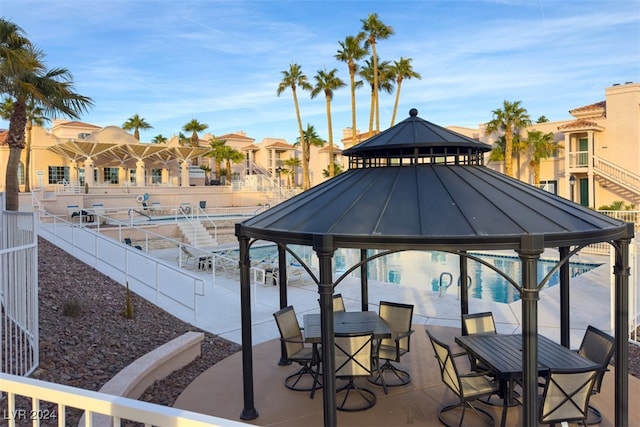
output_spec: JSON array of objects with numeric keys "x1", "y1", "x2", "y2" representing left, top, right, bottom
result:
[
  {"x1": 285, "y1": 363, "x2": 322, "y2": 392},
  {"x1": 585, "y1": 404, "x2": 602, "y2": 425},
  {"x1": 369, "y1": 359, "x2": 410, "y2": 393},
  {"x1": 335, "y1": 379, "x2": 377, "y2": 411},
  {"x1": 438, "y1": 400, "x2": 495, "y2": 427}
]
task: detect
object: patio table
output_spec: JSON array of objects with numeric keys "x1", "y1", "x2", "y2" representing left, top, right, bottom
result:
[
  {"x1": 455, "y1": 333, "x2": 600, "y2": 426},
  {"x1": 302, "y1": 311, "x2": 391, "y2": 343}
]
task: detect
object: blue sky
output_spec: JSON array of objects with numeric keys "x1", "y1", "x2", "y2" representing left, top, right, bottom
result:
[{"x1": 1, "y1": 0, "x2": 639, "y2": 145}]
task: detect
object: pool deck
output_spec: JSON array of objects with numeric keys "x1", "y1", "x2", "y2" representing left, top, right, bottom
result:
[{"x1": 149, "y1": 244, "x2": 614, "y2": 349}]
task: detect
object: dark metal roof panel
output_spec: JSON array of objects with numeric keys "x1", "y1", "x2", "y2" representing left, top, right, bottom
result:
[
  {"x1": 240, "y1": 165, "x2": 628, "y2": 248},
  {"x1": 342, "y1": 109, "x2": 492, "y2": 155}
]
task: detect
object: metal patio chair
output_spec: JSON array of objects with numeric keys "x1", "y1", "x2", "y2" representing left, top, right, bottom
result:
[
  {"x1": 462, "y1": 311, "x2": 497, "y2": 373},
  {"x1": 427, "y1": 329, "x2": 499, "y2": 426},
  {"x1": 333, "y1": 332, "x2": 377, "y2": 411},
  {"x1": 273, "y1": 306, "x2": 321, "y2": 393},
  {"x1": 538, "y1": 366, "x2": 599, "y2": 426},
  {"x1": 369, "y1": 301, "x2": 414, "y2": 393}
]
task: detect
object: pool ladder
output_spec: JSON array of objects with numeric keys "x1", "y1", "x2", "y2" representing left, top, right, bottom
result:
[{"x1": 438, "y1": 272, "x2": 472, "y2": 299}]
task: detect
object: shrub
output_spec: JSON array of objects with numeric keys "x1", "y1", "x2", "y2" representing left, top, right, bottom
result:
[{"x1": 63, "y1": 298, "x2": 83, "y2": 318}]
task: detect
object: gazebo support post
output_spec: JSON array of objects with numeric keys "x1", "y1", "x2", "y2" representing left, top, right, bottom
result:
[
  {"x1": 237, "y1": 234, "x2": 258, "y2": 420},
  {"x1": 277, "y1": 243, "x2": 290, "y2": 365},
  {"x1": 360, "y1": 249, "x2": 369, "y2": 311},
  {"x1": 518, "y1": 234, "x2": 544, "y2": 426},
  {"x1": 614, "y1": 234, "x2": 631, "y2": 427},
  {"x1": 314, "y1": 234, "x2": 337, "y2": 427},
  {"x1": 559, "y1": 246, "x2": 570, "y2": 347},
  {"x1": 459, "y1": 252, "x2": 469, "y2": 327}
]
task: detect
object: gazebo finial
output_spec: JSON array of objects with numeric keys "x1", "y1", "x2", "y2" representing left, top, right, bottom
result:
[{"x1": 409, "y1": 108, "x2": 418, "y2": 117}]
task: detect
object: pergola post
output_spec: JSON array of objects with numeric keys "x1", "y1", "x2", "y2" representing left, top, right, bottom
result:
[
  {"x1": 614, "y1": 232, "x2": 632, "y2": 427},
  {"x1": 559, "y1": 246, "x2": 571, "y2": 347},
  {"x1": 237, "y1": 232, "x2": 258, "y2": 420},
  {"x1": 360, "y1": 249, "x2": 369, "y2": 311},
  {"x1": 314, "y1": 234, "x2": 337, "y2": 427},
  {"x1": 277, "y1": 244, "x2": 289, "y2": 365},
  {"x1": 518, "y1": 234, "x2": 544, "y2": 426}
]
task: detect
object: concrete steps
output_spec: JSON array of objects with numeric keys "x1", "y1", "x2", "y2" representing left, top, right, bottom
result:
[{"x1": 177, "y1": 220, "x2": 218, "y2": 248}]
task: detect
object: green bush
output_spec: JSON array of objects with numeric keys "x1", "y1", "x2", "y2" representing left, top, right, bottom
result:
[{"x1": 63, "y1": 298, "x2": 83, "y2": 318}]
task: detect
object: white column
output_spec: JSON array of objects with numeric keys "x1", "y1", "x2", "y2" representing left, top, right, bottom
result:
[
  {"x1": 85, "y1": 158, "x2": 95, "y2": 186},
  {"x1": 181, "y1": 161, "x2": 190, "y2": 187},
  {"x1": 161, "y1": 167, "x2": 169, "y2": 185},
  {"x1": 136, "y1": 160, "x2": 145, "y2": 187},
  {"x1": 69, "y1": 160, "x2": 79, "y2": 183}
]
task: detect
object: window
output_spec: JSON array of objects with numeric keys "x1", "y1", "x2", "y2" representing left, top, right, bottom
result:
[
  {"x1": 48, "y1": 166, "x2": 69, "y2": 184},
  {"x1": 539, "y1": 180, "x2": 557, "y2": 194},
  {"x1": 129, "y1": 169, "x2": 136, "y2": 184},
  {"x1": 150, "y1": 168, "x2": 162, "y2": 184},
  {"x1": 17, "y1": 161, "x2": 25, "y2": 185},
  {"x1": 78, "y1": 168, "x2": 85, "y2": 186},
  {"x1": 103, "y1": 167, "x2": 119, "y2": 184}
]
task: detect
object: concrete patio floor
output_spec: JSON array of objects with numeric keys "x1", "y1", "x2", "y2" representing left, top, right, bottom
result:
[{"x1": 174, "y1": 324, "x2": 640, "y2": 426}]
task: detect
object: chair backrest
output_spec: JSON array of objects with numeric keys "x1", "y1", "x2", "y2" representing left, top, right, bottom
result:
[
  {"x1": 426, "y1": 330, "x2": 462, "y2": 398},
  {"x1": 333, "y1": 294, "x2": 346, "y2": 312},
  {"x1": 539, "y1": 366, "x2": 599, "y2": 425},
  {"x1": 334, "y1": 332, "x2": 374, "y2": 378},
  {"x1": 577, "y1": 325, "x2": 615, "y2": 393},
  {"x1": 181, "y1": 246, "x2": 194, "y2": 257},
  {"x1": 462, "y1": 311, "x2": 496, "y2": 336},
  {"x1": 67, "y1": 204, "x2": 80, "y2": 216},
  {"x1": 379, "y1": 301, "x2": 414, "y2": 354},
  {"x1": 273, "y1": 306, "x2": 304, "y2": 358},
  {"x1": 124, "y1": 238, "x2": 133, "y2": 245}
]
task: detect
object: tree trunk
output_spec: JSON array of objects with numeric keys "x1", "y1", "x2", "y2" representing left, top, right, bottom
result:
[
  {"x1": 349, "y1": 62, "x2": 357, "y2": 148},
  {"x1": 390, "y1": 81, "x2": 402, "y2": 127},
  {"x1": 24, "y1": 120, "x2": 32, "y2": 193},
  {"x1": 292, "y1": 88, "x2": 309, "y2": 190},
  {"x1": 326, "y1": 95, "x2": 334, "y2": 178},
  {"x1": 504, "y1": 129, "x2": 514, "y2": 177},
  {"x1": 5, "y1": 100, "x2": 28, "y2": 211}
]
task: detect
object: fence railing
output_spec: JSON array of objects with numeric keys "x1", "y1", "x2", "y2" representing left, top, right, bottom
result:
[
  {"x1": 0, "y1": 209, "x2": 39, "y2": 377},
  {"x1": 0, "y1": 373, "x2": 250, "y2": 427}
]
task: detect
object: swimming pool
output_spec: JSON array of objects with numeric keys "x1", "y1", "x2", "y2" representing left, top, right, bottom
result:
[{"x1": 246, "y1": 245, "x2": 602, "y2": 304}]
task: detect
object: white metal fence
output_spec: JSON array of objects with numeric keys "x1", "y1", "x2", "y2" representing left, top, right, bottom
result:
[
  {"x1": 0, "y1": 194, "x2": 39, "y2": 377},
  {"x1": 0, "y1": 373, "x2": 250, "y2": 427}
]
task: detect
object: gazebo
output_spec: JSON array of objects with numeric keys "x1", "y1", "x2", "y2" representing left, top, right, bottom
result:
[{"x1": 235, "y1": 109, "x2": 633, "y2": 426}]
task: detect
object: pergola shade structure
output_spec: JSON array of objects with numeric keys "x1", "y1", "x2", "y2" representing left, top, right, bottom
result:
[{"x1": 235, "y1": 109, "x2": 634, "y2": 426}]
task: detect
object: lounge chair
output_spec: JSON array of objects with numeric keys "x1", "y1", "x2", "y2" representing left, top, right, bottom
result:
[{"x1": 176, "y1": 246, "x2": 197, "y2": 268}]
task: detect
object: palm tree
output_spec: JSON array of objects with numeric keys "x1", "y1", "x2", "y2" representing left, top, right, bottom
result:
[
  {"x1": 177, "y1": 131, "x2": 190, "y2": 146},
  {"x1": 527, "y1": 130, "x2": 562, "y2": 186},
  {"x1": 219, "y1": 145, "x2": 244, "y2": 184},
  {"x1": 0, "y1": 98, "x2": 49, "y2": 193},
  {"x1": 389, "y1": 57, "x2": 422, "y2": 126},
  {"x1": 360, "y1": 13, "x2": 394, "y2": 133},
  {"x1": 536, "y1": 115, "x2": 549, "y2": 123},
  {"x1": 182, "y1": 119, "x2": 208, "y2": 147},
  {"x1": 310, "y1": 68, "x2": 345, "y2": 178},
  {"x1": 485, "y1": 100, "x2": 531, "y2": 178},
  {"x1": 294, "y1": 124, "x2": 326, "y2": 185},
  {"x1": 151, "y1": 134, "x2": 167, "y2": 144},
  {"x1": 122, "y1": 114, "x2": 152, "y2": 141},
  {"x1": 335, "y1": 34, "x2": 368, "y2": 147},
  {"x1": 203, "y1": 136, "x2": 227, "y2": 181},
  {"x1": 277, "y1": 63, "x2": 312, "y2": 189},
  {"x1": 360, "y1": 58, "x2": 394, "y2": 133},
  {"x1": 282, "y1": 156, "x2": 301, "y2": 188},
  {"x1": 1, "y1": 20, "x2": 93, "y2": 210},
  {"x1": 322, "y1": 162, "x2": 344, "y2": 178}
]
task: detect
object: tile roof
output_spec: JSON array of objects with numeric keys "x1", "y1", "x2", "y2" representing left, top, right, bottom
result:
[
  {"x1": 569, "y1": 101, "x2": 606, "y2": 118},
  {"x1": 557, "y1": 119, "x2": 603, "y2": 131},
  {"x1": 0, "y1": 130, "x2": 6, "y2": 146},
  {"x1": 52, "y1": 120, "x2": 101, "y2": 129},
  {"x1": 264, "y1": 141, "x2": 294, "y2": 149}
]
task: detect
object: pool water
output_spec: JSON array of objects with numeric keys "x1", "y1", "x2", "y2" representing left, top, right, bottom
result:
[{"x1": 246, "y1": 246, "x2": 602, "y2": 304}]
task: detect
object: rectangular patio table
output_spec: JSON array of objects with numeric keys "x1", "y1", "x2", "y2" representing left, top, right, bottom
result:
[
  {"x1": 455, "y1": 333, "x2": 600, "y2": 426},
  {"x1": 302, "y1": 311, "x2": 391, "y2": 343}
]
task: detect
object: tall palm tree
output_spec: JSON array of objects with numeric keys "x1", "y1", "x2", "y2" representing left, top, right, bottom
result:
[
  {"x1": 335, "y1": 34, "x2": 368, "y2": 147},
  {"x1": 310, "y1": 68, "x2": 345, "y2": 178},
  {"x1": 360, "y1": 13, "x2": 394, "y2": 133},
  {"x1": 183, "y1": 119, "x2": 208, "y2": 147},
  {"x1": 151, "y1": 134, "x2": 167, "y2": 144},
  {"x1": 203, "y1": 136, "x2": 227, "y2": 181},
  {"x1": 389, "y1": 57, "x2": 422, "y2": 126},
  {"x1": 122, "y1": 114, "x2": 152, "y2": 141},
  {"x1": 219, "y1": 145, "x2": 244, "y2": 184},
  {"x1": 0, "y1": 98, "x2": 49, "y2": 192},
  {"x1": 485, "y1": 100, "x2": 531, "y2": 178},
  {"x1": 282, "y1": 156, "x2": 301, "y2": 188},
  {"x1": 294, "y1": 124, "x2": 326, "y2": 184},
  {"x1": 1, "y1": 21, "x2": 93, "y2": 210},
  {"x1": 277, "y1": 63, "x2": 312, "y2": 189},
  {"x1": 527, "y1": 130, "x2": 562, "y2": 186},
  {"x1": 360, "y1": 58, "x2": 394, "y2": 133}
]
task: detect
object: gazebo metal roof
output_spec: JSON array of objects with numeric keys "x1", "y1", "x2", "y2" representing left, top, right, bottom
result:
[{"x1": 235, "y1": 109, "x2": 633, "y2": 426}]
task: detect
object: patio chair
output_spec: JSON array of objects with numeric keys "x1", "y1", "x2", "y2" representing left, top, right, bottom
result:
[
  {"x1": 123, "y1": 238, "x2": 142, "y2": 251},
  {"x1": 67, "y1": 204, "x2": 81, "y2": 222},
  {"x1": 538, "y1": 366, "x2": 599, "y2": 426},
  {"x1": 462, "y1": 311, "x2": 497, "y2": 373},
  {"x1": 333, "y1": 332, "x2": 377, "y2": 411},
  {"x1": 427, "y1": 329, "x2": 500, "y2": 426},
  {"x1": 575, "y1": 325, "x2": 615, "y2": 424},
  {"x1": 369, "y1": 301, "x2": 414, "y2": 393},
  {"x1": 176, "y1": 246, "x2": 197, "y2": 268},
  {"x1": 316, "y1": 293, "x2": 346, "y2": 312},
  {"x1": 273, "y1": 306, "x2": 321, "y2": 393}
]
